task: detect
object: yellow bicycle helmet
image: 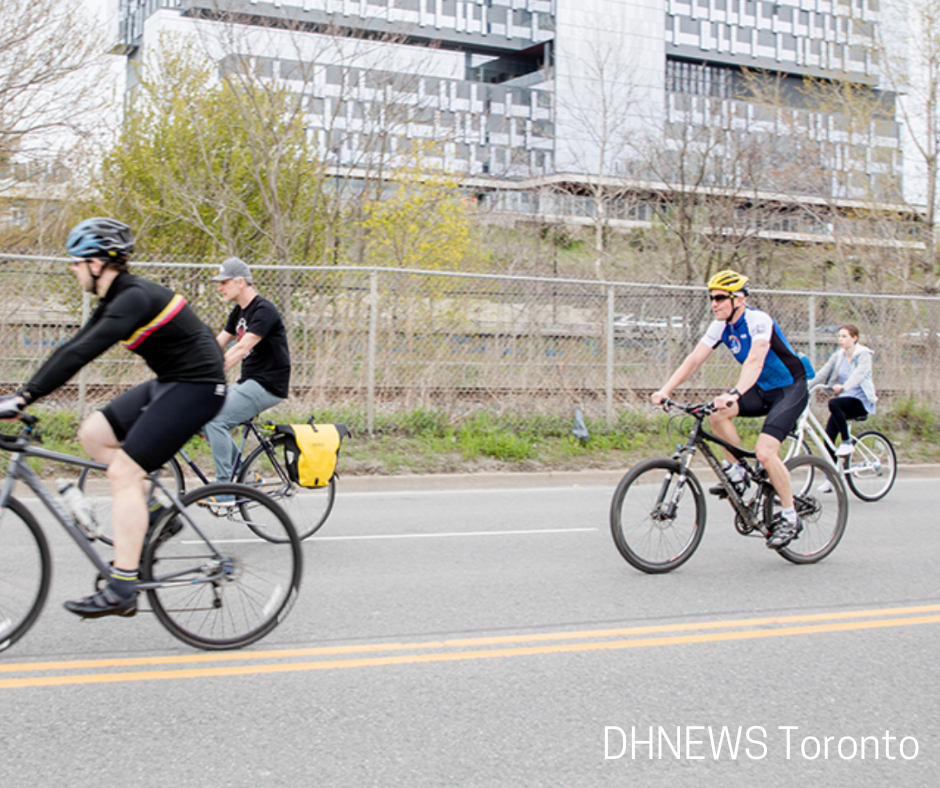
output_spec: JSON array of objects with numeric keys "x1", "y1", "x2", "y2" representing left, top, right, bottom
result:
[{"x1": 707, "y1": 269, "x2": 749, "y2": 294}]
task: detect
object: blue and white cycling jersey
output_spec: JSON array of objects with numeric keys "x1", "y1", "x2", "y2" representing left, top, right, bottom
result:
[{"x1": 701, "y1": 306, "x2": 806, "y2": 391}]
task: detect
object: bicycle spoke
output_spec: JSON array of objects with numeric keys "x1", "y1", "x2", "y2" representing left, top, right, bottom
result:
[{"x1": 142, "y1": 483, "x2": 301, "y2": 650}]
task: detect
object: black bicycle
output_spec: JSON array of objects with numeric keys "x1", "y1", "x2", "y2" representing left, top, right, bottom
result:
[
  {"x1": 77, "y1": 417, "x2": 336, "y2": 543},
  {"x1": 0, "y1": 415, "x2": 302, "y2": 652},
  {"x1": 610, "y1": 399, "x2": 849, "y2": 573}
]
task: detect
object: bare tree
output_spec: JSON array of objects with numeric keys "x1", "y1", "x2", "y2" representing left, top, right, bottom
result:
[
  {"x1": 0, "y1": 0, "x2": 111, "y2": 181},
  {"x1": 552, "y1": 27, "x2": 643, "y2": 271}
]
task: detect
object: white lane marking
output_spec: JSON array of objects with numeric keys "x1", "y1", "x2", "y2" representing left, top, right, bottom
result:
[{"x1": 185, "y1": 527, "x2": 598, "y2": 545}]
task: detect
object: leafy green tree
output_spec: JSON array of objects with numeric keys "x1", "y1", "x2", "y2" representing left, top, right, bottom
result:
[
  {"x1": 358, "y1": 142, "x2": 473, "y2": 271},
  {"x1": 95, "y1": 33, "x2": 329, "y2": 263}
]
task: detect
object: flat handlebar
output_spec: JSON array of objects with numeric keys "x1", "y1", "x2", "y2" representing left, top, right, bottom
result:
[{"x1": 659, "y1": 398, "x2": 717, "y2": 417}]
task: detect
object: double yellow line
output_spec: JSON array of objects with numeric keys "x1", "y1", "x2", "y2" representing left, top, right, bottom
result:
[{"x1": 3, "y1": 603, "x2": 940, "y2": 689}]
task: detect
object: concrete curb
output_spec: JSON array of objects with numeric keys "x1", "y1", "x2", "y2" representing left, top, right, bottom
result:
[{"x1": 337, "y1": 463, "x2": 940, "y2": 492}]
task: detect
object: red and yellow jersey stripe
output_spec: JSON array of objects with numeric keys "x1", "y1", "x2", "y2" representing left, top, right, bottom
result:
[{"x1": 121, "y1": 294, "x2": 186, "y2": 350}]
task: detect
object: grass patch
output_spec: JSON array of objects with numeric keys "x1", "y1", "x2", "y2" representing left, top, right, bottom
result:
[{"x1": 6, "y1": 397, "x2": 940, "y2": 479}]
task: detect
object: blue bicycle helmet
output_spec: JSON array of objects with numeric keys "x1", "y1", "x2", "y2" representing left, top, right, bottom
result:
[{"x1": 66, "y1": 218, "x2": 134, "y2": 261}]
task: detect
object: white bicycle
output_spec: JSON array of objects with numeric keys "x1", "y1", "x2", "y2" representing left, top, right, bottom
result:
[{"x1": 783, "y1": 385, "x2": 897, "y2": 502}]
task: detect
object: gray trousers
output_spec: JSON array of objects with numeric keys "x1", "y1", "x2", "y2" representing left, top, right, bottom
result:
[{"x1": 203, "y1": 379, "x2": 284, "y2": 482}]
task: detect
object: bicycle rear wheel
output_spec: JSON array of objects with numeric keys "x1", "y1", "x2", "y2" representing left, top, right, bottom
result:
[
  {"x1": 78, "y1": 457, "x2": 186, "y2": 546},
  {"x1": 238, "y1": 434, "x2": 336, "y2": 541},
  {"x1": 765, "y1": 455, "x2": 848, "y2": 564},
  {"x1": 845, "y1": 430, "x2": 897, "y2": 502},
  {"x1": 141, "y1": 482, "x2": 302, "y2": 650},
  {"x1": 0, "y1": 497, "x2": 51, "y2": 653},
  {"x1": 610, "y1": 458, "x2": 706, "y2": 574}
]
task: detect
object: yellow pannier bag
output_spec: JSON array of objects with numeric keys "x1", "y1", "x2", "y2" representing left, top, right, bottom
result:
[{"x1": 274, "y1": 423, "x2": 347, "y2": 488}]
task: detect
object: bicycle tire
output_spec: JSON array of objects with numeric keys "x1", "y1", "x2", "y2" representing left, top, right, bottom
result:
[
  {"x1": 238, "y1": 433, "x2": 336, "y2": 541},
  {"x1": 141, "y1": 482, "x2": 302, "y2": 650},
  {"x1": 78, "y1": 456, "x2": 186, "y2": 546},
  {"x1": 765, "y1": 455, "x2": 848, "y2": 564},
  {"x1": 0, "y1": 497, "x2": 51, "y2": 653},
  {"x1": 610, "y1": 458, "x2": 706, "y2": 574},
  {"x1": 845, "y1": 430, "x2": 897, "y2": 502}
]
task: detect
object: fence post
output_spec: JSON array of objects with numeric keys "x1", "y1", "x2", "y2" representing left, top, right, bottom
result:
[
  {"x1": 606, "y1": 284, "x2": 615, "y2": 425},
  {"x1": 367, "y1": 270, "x2": 378, "y2": 435},
  {"x1": 807, "y1": 294, "x2": 816, "y2": 368},
  {"x1": 77, "y1": 290, "x2": 91, "y2": 418}
]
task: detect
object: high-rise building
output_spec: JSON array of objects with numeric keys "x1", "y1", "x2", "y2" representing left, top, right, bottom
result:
[{"x1": 111, "y1": 0, "x2": 901, "y2": 205}]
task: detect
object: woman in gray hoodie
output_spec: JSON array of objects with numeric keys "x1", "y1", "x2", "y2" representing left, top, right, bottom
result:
[{"x1": 807, "y1": 323, "x2": 878, "y2": 458}]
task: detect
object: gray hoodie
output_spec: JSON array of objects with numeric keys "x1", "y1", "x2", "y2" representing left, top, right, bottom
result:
[{"x1": 808, "y1": 344, "x2": 877, "y2": 413}]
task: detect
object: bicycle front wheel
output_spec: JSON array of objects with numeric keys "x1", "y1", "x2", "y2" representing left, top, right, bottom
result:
[
  {"x1": 239, "y1": 434, "x2": 336, "y2": 541},
  {"x1": 610, "y1": 458, "x2": 706, "y2": 574},
  {"x1": 766, "y1": 455, "x2": 848, "y2": 564},
  {"x1": 141, "y1": 482, "x2": 302, "y2": 650},
  {"x1": 0, "y1": 497, "x2": 51, "y2": 653},
  {"x1": 845, "y1": 430, "x2": 897, "y2": 502}
]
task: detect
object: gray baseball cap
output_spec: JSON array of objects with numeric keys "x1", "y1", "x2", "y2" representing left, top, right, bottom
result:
[{"x1": 211, "y1": 257, "x2": 252, "y2": 282}]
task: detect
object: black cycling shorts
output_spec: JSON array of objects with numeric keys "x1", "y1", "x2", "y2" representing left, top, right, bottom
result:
[
  {"x1": 101, "y1": 380, "x2": 226, "y2": 472},
  {"x1": 735, "y1": 379, "x2": 808, "y2": 443}
]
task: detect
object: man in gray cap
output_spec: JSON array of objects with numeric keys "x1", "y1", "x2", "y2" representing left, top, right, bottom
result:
[{"x1": 201, "y1": 257, "x2": 291, "y2": 501}]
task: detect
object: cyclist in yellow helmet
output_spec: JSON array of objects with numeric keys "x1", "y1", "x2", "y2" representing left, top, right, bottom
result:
[{"x1": 652, "y1": 269, "x2": 809, "y2": 549}]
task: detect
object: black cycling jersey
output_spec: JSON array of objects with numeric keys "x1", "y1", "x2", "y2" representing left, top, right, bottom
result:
[{"x1": 21, "y1": 270, "x2": 224, "y2": 402}]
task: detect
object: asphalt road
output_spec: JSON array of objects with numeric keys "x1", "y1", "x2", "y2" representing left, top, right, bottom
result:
[{"x1": 1, "y1": 474, "x2": 939, "y2": 788}]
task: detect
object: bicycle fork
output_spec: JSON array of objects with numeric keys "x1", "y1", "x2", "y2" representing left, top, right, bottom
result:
[{"x1": 655, "y1": 451, "x2": 698, "y2": 521}]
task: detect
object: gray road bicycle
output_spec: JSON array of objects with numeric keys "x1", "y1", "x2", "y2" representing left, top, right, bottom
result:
[
  {"x1": 0, "y1": 415, "x2": 302, "y2": 653},
  {"x1": 610, "y1": 399, "x2": 848, "y2": 573}
]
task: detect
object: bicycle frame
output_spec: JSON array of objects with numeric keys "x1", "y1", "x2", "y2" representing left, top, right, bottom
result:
[
  {"x1": 785, "y1": 387, "x2": 840, "y2": 462},
  {"x1": 178, "y1": 420, "x2": 270, "y2": 485},
  {"x1": 670, "y1": 406, "x2": 769, "y2": 533},
  {"x1": 0, "y1": 432, "x2": 229, "y2": 591}
]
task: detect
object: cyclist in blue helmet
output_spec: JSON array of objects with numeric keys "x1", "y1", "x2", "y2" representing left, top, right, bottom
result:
[{"x1": 0, "y1": 218, "x2": 226, "y2": 618}]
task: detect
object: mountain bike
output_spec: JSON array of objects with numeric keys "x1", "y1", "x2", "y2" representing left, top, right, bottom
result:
[
  {"x1": 782, "y1": 385, "x2": 896, "y2": 502},
  {"x1": 610, "y1": 399, "x2": 848, "y2": 573},
  {"x1": 77, "y1": 417, "x2": 336, "y2": 543},
  {"x1": 0, "y1": 414, "x2": 302, "y2": 653}
]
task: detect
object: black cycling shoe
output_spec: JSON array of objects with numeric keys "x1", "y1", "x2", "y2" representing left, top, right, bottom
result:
[
  {"x1": 144, "y1": 505, "x2": 183, "y2": 549},
  {"x1": 64, "y1": 586, "x2": 137, "y2": 619},
  {"x1": 766, "y1": 515, "x2": 803, "y2": 549}
]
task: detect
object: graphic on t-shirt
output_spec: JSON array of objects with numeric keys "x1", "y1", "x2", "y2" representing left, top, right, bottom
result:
[{"x1": 236, "y1": 317, "x2": 251, "y2": 355}]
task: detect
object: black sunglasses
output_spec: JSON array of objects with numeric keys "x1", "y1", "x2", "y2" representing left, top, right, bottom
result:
[{"x1": 709, "y1": 293, "x2": 732, "y2": 303}]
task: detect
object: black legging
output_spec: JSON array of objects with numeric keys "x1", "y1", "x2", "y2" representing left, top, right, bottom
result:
[{"x1": 826, "y1": 395, "x2": 868, "y2": 446}]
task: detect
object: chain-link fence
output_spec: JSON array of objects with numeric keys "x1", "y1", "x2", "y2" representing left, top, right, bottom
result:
[{"x1": 1, "y1": 254, "x2": 937, "y2": 429}]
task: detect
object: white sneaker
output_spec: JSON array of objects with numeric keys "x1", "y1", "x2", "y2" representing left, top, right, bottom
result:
[
  {"x1": 816, "y1": 479, "x2": 833, "y2": 493},
  {"x1": 835, "y1": 441, "x2": 854, "y2": 457}
]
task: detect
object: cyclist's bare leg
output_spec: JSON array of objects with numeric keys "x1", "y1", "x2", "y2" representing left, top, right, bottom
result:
[
  {"x1": 78, "y1": 413, "x2": 148, "y2": 569},
  {"x1": 708, "y1": 403, "x2": 743, "y2": 465},
  {"x1": 756, "y1": 433, "x2": 793, "y2": 509},
  {"x1": 106, "y1": 450, "x2": 148, "y2": 572},
  {"x1": 78, "y1": 408, "x2": 152, "y2": 507},
  {"x1": 77, "y1": 411, "x2": 120, "y2": 464}
]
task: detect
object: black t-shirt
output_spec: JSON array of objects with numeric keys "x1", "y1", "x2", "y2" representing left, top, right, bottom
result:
[
  {"x1": 224, "y1": 295, "x2": 291, "y2": 398},
  {"x1": 23, "y1": 271, "x2": 225, "y2": 402}
]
